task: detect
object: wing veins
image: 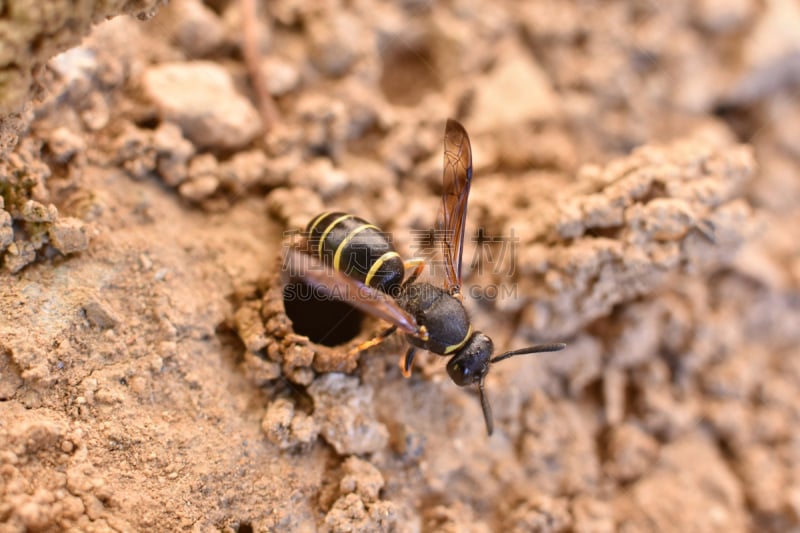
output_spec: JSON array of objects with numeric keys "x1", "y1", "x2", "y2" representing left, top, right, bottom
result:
[{"x1": 438, "y1": 119, "x2": 473, "y2": 294}]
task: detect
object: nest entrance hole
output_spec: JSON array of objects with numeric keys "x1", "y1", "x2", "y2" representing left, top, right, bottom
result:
[{"x1": 282, "y1": 281, "x2": 364, "y2": 346}]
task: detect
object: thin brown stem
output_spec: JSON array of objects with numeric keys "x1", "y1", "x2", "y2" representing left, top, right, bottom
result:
[{"x1": 240, "y1": 0, "x2": 278, "y2": 134}]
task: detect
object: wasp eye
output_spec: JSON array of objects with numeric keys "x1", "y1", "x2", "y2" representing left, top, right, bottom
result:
[
  {"x1": 446, "y1": 333, "x2": 493, "y2": 387},
  {"x1": 447, "y1": 357, "x2": 475, "y2": 386}
]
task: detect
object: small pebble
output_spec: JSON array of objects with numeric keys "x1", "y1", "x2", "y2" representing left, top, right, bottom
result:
[
  {"x1": 48, "y1": 217, "x2": 89, "y2": 255},
  {"x1": 142, "y1": 61, "x2": 261, "y2": 150}
]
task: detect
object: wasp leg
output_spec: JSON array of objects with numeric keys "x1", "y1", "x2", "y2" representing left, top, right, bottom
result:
[
  {"x1": 348, "y1": 325, "x2": 398, "y2": 357},
  {"x1": 400, "y1": 347, "x2": 417, "y2": 378},
  {"x1": 403, "y1": 258, "x2": 426, "y2": 287}
]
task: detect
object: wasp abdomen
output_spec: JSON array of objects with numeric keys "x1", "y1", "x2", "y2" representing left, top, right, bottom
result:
[{"x1": 306, "y1": 212, "x2": 405, "y2": 294}]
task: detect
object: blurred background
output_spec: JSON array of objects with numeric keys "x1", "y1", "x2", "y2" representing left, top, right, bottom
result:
[{"x1": 1, "y1": 0, "x2": 799, "y2": 531}]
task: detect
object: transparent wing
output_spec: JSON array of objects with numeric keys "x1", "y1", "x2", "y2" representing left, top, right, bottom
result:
[
  {"x1": 439, "y1": 119, "x2": 473, "y2": 295},
  {"x1": 283, "y1": 248, "x2": 421, "y2": 336}
]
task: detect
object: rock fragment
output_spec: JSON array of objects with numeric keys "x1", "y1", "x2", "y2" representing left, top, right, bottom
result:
[
  {"x1": 729, "y1": 0, "x2": 800, "y2": 101},
  {"x1": 21, "y1": 201, "x2": 57, "y2": 223},
  {"x1": 471, "y1": 40, "x2": 561, "y2": 131},
  {"x1": 170, "y1": 0, "x2": 227, "y2": 58},
  {"x1": 323, "y1": 457, "x2": 399, "y2": 533},
  {"x1": 46, "y1": 127, "x2": 86, "y2": 164},
  {"x1": 614, "y1": 434, "x2": 746, "y2": 531},
  {"x1": 308, "y1": 373, "x2": 388, "y2": 455},
  {"x1": 82, "y1": 299, "x2": 119, "y2": 329},
  {"x1": 142, "y1": 61, "x2": 261, "y2": 150},
  {"x1": 261, "y1": 397, "x2": 319, "y2": 450},
  {"x1": 0, "y1": 206, "x2": 13, "y2": 252},
  {"x1": 603, "y1": 423, "x2": 659, "y2": 483},
  {"x1": 3, "y1": 241, "x2": 36, "y2": 273},
  {"x1": 288, "y1": 157, "x2": 347, "y2": 199},
  {"x1": 338, "y1": 457, "x2": 384, "y2": 503},
  {"x1": 306, "y1": 11, "x2": 367, "y2": 77},
  {"x1": 48, "y1": 218, "x2": 89, "y2": 255},
  {"x1": 219, "y1": 150, "x2": 270, "y2": 192},
  {"x1": 179, "y1": 153, "x2": 220, "y2": 202},
  {"x1": 260, "y1": 57, "x2": 302, "y2": 96},
  {"x1": 153, "y1": 122, "x2": 195, "y2": 187},
  {"x1": 692, "y1": 0, "x2": 754, "y2": 33}
]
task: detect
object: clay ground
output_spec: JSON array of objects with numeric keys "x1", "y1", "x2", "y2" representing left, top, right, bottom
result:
[{"x1": 2, "y1": 0, "x2": 800, "y2": 531}]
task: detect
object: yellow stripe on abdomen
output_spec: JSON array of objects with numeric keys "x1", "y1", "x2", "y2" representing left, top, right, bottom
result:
[
  {"x1": 318, "y1": 214, "x2": 354, "y2": 257},
  {"x1": 333, "y1": 223, "x2": 380, "y2": 272},
  {"x1": 364, "y1": 251, "x2": 401, "y2": 288},
  {"x1": 306, "y1": 212, "x2": 330, "y2": 237}
]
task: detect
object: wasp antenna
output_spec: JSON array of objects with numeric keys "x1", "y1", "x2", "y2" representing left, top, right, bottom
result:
[
  {"x1": 490, "y1": 343, "x2": 566, "y2": 364},
  {"x1": 478, "y1": 376, "x2": 494, "y2": 436}
]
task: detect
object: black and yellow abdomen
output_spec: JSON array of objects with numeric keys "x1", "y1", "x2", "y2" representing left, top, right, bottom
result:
[{"x1": 306, "y1": 212, "x2": 405, "y2": 294}]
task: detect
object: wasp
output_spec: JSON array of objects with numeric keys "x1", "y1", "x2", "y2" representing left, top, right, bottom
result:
[{"x1": 285, "y1": 119, "x2": 565, "y2": 435}]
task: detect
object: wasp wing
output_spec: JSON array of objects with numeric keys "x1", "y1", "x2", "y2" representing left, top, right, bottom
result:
[
  {"x1": 283, "y1": 248, "x2": 421, "y2": 336},
  {"x1": 439, "y1": 119, "x2": 473, "y2": 295}
]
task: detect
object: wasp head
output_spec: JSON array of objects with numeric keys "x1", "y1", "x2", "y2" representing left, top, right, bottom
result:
[
  {"x1": 446, "y1": 332, "x2": 493, "y2": 386},
  {"x1": 447, "y1": 333, "x2": 567, "y2": 436}
]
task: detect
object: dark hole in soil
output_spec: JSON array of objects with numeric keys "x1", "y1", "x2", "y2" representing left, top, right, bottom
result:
[
  {"x1": 282, "y1": 281, "x2": 364, "y2": 346},
  {"x1": 712, "y1": 102, "x2": 756, "y2": 143},
  {"x1": 236, "y1": 523, "x2": 254, "y2": 533},
  {"x1": 133, "y1": 113, "x2": 160, "y2": 130},
  {"x1": 585, "y1": 225, "x2": 623, "y2": 239}
]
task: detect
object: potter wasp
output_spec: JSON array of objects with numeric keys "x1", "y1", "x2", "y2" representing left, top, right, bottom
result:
[{"x1": 285, "y1": 119, "x2": 565, "y2": 435}]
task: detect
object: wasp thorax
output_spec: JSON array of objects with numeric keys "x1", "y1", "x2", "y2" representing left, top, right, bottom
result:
[{"x1": 446, "y1": 333, "x2": 494, "y2": 386}]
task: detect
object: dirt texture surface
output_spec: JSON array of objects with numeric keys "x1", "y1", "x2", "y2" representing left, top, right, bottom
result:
[{"x1": 2, "y1": 0, "x2": 800, "y2": 531}]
